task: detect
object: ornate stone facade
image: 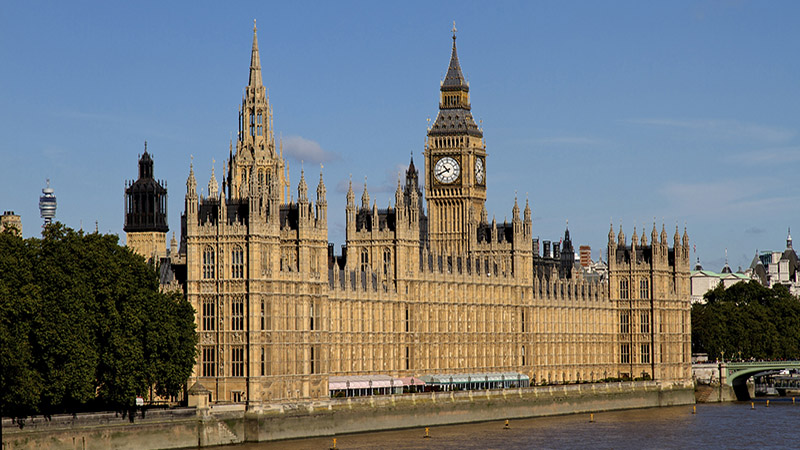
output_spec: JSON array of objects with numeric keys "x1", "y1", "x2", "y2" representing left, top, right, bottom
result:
[{"x1": 179, "y1": 24, "x2": 692, "y2": 404}]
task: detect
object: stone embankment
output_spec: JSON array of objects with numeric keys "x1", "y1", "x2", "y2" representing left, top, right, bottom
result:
[{"x1": 2, "y1": 380, "x2": 694, "y2": 449}]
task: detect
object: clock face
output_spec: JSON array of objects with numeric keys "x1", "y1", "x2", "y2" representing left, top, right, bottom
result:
[
  {"x1": 434, "y1": 156, "x2": 460, "y2": 184},
  {"x1": 475, "y1": 158, "x2": 485, "y2": 184}
]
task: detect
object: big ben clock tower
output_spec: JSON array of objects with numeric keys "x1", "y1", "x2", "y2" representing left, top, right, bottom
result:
[{"x1": 425, "y1": 24, "x2": 486, "y2": 255}]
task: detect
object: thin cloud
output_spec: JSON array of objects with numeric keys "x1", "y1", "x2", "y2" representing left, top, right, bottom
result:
[
  {"x1": 532, "y1": 136, "x2": 607, "y2": 146},
  {"x1": 659, "y1": 179, "x2": 797, "y2": 218},
  {"x1": 745, "y1": 226, "x2": 765, "y2": 235},
  {"x1": 282, "y1": 135, "x2": 339, "y2": 164},
  {"x1": 730, "y1": 146, "x2": 800, "y2": 165},
  {"x1": 625, "y1": 118, "x2": 795, "y2": 143},
  {"x1": 334, "y1": 164, "x2": 411, "y2": 200}
]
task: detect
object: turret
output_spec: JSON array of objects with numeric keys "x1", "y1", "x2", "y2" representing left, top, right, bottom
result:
[
  {"x1": 511, "y1": 196, "x2": 521, "y2": 239},
  {"x1": 208, "y1": 161, "x2": 219, "y2": 199},
  {"x1": 346, "y1": 177, "x2": 356, "y2": 233},
  {"x1": 298, "y1": 167, "x2": 309, "y2": 222},
  {"x1": 651, "y1": 222, "x2": 658, "y2": 249},
  {"x1": 523, "y1": 197, "x2": 532, "y2": 237},
  {"x1": 185, "y1": 159, "x2": 198, "y2": 218},
  {"x1": 608, "y1": 222, "x2": 616, "y2": 263},
  {"x1": 608, "y1": 221, "x2": 615, "y2": 245},
  {"x1": 682, "y1": 226, "x2": 690, "y2": 259},
  {"x1": 395, "y1": 176, "x2": 405, "y2": 224},
  {"x1": 361, "y1": 178, "x2": 370, "y2": 210},
  {"x1": 316, "y1": 168, "x2": 327, "y2": 224}
]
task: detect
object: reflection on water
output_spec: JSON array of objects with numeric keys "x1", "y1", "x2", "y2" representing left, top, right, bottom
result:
[{"x1": 207, "y1": 401, "x2": 800, "y2": 450}]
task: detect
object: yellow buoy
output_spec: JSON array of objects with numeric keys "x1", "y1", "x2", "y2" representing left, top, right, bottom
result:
[
  {"x1": 767, "y1": 400, "x2": 770, "y2": 408},
  {"x1": 692, "y1": 405, "x2": 696, "y2": 414},
  {"x1": 330, "y1": 437, "x2": 338, "y2": 450},
  {"x1": 424, "y1": 427, "x2": 430, "y2": 438},
  {"x1": 504, "y1": 419, "x2": 510, "y2": 430},
  {"x1": 589, "y1": 413, "x2": 594, "y2": 423},
  {"x1": 751, "y1": 402, "x2": 755, "y2": 410}
]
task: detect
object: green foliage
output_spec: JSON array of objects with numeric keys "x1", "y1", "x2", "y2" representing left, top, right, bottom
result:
[
  {"x1": 692, "y1": 281, "x2": 800, "y2": 361},
  {"x1": 0, "y1": 224, "x2": 197, "y2": 417}
]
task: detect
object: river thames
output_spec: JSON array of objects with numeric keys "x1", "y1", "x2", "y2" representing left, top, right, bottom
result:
[{"x1": 208, "y1": 400, "x2": 799, "y2": 449}]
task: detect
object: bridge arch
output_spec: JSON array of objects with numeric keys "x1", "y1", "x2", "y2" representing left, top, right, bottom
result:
[{"x1": 725, "y1": 362, "x2": 800, "y2": 401}]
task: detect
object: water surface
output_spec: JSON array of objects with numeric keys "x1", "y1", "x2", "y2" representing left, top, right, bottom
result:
[{"x1": 209, "y1": 400, "x2": 797, "y2": 449}]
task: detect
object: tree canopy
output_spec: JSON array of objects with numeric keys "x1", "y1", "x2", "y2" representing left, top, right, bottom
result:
[
  {"x1": 0, "y1": 224, "x2": 196, "y2": 418},
  {"x1": 692, "y1": 280, "x2": 800, "y2": 361}
]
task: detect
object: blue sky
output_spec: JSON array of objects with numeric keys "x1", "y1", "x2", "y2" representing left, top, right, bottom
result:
[{"x1": 2, "y1": 1, "x2": 799, "y2": 271}]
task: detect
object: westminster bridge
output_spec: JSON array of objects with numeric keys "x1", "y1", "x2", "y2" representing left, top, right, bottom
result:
[{"x1": 694, "y1": 360, "x2": 800, "y2": 400}]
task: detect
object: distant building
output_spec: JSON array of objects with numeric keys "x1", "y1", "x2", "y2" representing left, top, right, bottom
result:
[
  {"x1": 579, "y1": 245, "x2": 591, "y2": 268},
  {"x1": 690, "y1": 257, "x2": 750, "y2": 304},
  {"x1": 39, "y1": 179, "x2": 56, "y2": 227},
  {"x1": 746, "y1": 229, "x2": 800, "y2": 295},
  {"x1": 0, "y1": 211, "x2": 22, "y2": 235}
]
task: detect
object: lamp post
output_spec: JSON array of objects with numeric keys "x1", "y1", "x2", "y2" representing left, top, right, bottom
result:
[{"x1": 718, "y1": 350, "x2": 726, "y2": 402}]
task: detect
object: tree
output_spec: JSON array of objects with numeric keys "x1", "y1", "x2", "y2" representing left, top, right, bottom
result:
[
  {"x1": 692, "y1": 281, "x2": 800, "y2": 361},
  {"x1": 0, "y1": 224, "x2": 197, "y2": 417}
]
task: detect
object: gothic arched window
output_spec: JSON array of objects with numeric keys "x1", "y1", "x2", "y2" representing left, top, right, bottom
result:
[
  {"x1": 619, "y1": 278, "x2": 629, "y2": 299},
  {"x1": 640, "y1": 278, "x2": 650, "y2": 299},
  {"x1": 203, "y1": 246, "x2": 215, "y2": 279},
  {"x1": 232, "y1": 245, "x2": 244, "y2": 279},
  {"x1": 360, "y1": 248, "x2": 369, "y2": 272},
  {"x1": 383, "y1": 248, "x2": 392, "y2": 277}
]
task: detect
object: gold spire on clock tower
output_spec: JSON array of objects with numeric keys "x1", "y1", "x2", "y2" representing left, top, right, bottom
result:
[{"x1": 425, "y1": 23, "x2": 487, "y2": 255}]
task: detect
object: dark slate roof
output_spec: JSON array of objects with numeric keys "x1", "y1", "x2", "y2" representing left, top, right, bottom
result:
[
  {"x1": 429, "y1": 109, "x2": 482, "y2": 137},
  {"x1": 280, "y1": 204, "x2": 299, "y2": 230},
  {"x1": 477, "y1": 222, "x2": 514, "y2": 244},
  {"x1": 442, "y1": 38, "x2": 468, "y2": 91},
  {"x1": 356, "y1": 208, "x2": 396, "y2": 232}
]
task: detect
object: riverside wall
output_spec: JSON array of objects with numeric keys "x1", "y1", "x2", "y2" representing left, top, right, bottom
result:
[{"x1": 2, "y1": 381, "x2": 694, "y2": 449}]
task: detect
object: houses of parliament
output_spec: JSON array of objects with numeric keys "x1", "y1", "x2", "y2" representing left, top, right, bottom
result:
[{"x1": 125, "y1": 23, "x2": 692, "y2": 405}]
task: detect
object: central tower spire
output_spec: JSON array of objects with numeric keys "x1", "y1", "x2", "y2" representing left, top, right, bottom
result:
[
  {"x1": 227, "y1": 20, "x2": 283, "y2": 203},
  {"x1": 249, "y1": 19, "x2": 262, "y2": 88}
]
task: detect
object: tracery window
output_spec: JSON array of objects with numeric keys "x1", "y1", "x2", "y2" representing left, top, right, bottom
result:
[
  {"x1": 231, "y1": 346, "x2": 244, "y2": 377},
  {"x1": 621, "y1": 344, "x2": 630, "y2": 364},
  {"x1": 232, "y1": 245, "x2": 244, "y2": 278},
  {"x1": 203, "y1": 246, "x2": 215, "y2": 279},
  {"x1": 620, "y1": 311, "x2": 630, "y2": 334},
  {"x1": 360, "y1": 248, "x2": 369, "y2": 272},
  {"x1": 202, "y1": 347, "x2": 215, "y2": 377},
  {"x1": 619, "y1": 278, "x2": 629, "y2": 299},
  {"x1": 232, "y1": 297, "x2": 244, "y2": 331},
  {"x1": 640, "y1": 278, "x2": 649, "y2": 299},
  {"x1": 202, "y1": 299, "x2": 215, "y2": 330},
  {"x1": 383, "y1": 248, "x2": 392, "y2": 277},
  {"x1": 641, "y1": 344, "x2": 651, "y2": 364},
  {"x1": 640, "y1": 312, "x2": 650, "y2": 334}
]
